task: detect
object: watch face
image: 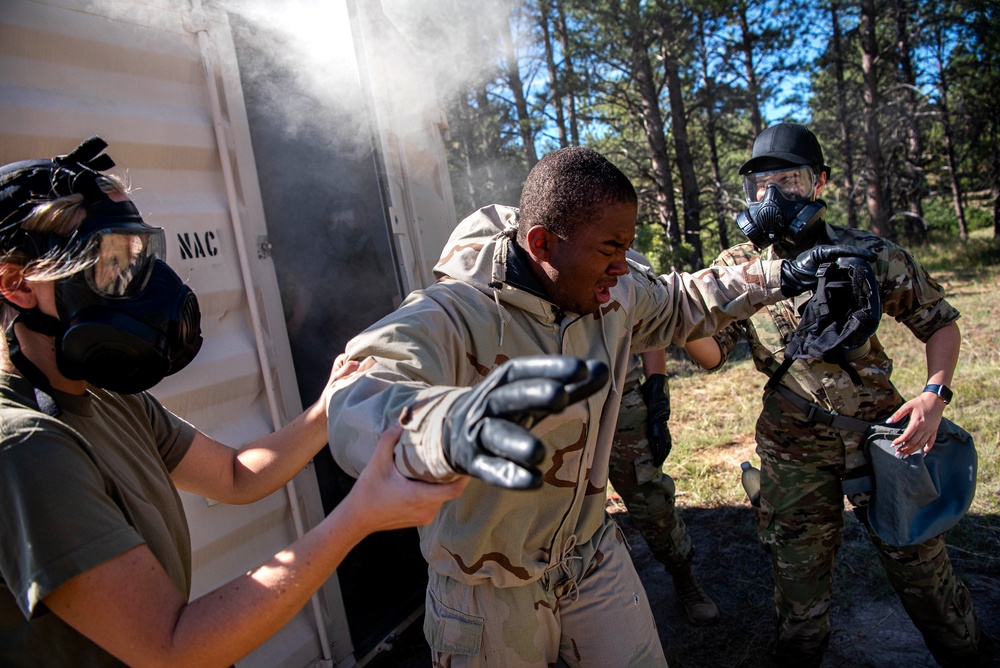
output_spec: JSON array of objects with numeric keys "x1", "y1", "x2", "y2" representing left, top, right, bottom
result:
[{"x1": 926, "y1": 383, "x2": 953, "y2": 404}]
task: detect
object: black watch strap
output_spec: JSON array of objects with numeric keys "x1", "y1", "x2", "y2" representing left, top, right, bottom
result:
[{"x1": 923, "y1": 383, "x2": 953, "y2": 405}]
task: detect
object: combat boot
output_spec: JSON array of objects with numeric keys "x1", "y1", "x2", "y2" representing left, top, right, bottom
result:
[{"x1": 668, "y1": 559, "x2": 719, "y2": 626}]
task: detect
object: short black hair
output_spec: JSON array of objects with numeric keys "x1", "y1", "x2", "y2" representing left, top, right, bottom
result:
[{"x1": 518, "y1": 147, "x2": 636, "y2": 241}]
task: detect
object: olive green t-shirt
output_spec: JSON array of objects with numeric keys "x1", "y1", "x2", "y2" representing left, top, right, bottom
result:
[{"x1": 0, "y1": 374, "x2": 196, "y2": 666}]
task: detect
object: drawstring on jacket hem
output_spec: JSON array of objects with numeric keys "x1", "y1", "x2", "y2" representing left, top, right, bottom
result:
[
  {"x1": 543, "y1": 534, "x2": 582, "y2": 603},
  {"x1": 598, "y1": 307, "x2": 618, "y2": 395},
  {"x1": 489, "y1": 225, "x2": 517, "y2": 347}
]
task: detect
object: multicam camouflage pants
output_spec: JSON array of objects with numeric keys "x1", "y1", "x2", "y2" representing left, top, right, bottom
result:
[
  {"x1": 422, "y1": 520, "x2": 667, "y2": 667},
  {"x1": 607, "y1": 380, "x2": 692, "y2": 570},
  {"x1": 755, "y1": 389, "x2": 985, "y2": 667}
]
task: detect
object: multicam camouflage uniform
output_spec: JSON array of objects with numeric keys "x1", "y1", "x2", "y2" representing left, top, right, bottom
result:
[
  {"x1": 609, "y1": 251, "x2": 692, "y2": 572},
  {"x1": 608, "y1": 355, "x2": 691, "y2": 570},
  {"x1": 711, "y1": 223, "x2": 986, "y2": 666},
  {"x1": 328, "y1": 204, "x2": 788, "y2": 667}
]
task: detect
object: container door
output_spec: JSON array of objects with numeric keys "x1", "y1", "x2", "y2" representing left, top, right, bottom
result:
[
  {"x1": 223, "y1": 0, "x2": 458, "y2": 662},
  {"x1": 0, "y1": 1, "x2": 349, "y2": 665}
]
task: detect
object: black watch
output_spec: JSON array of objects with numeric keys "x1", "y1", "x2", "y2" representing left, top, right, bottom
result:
[{"x1": 923, "y1": 383, "x2": 953, "y2": 405}]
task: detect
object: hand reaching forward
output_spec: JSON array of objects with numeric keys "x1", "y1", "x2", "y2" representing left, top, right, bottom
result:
[
  {"x1": 780, "y1": 245, "x2": 877, "y2": 297},
  {"x1": 443, "y1": 356, "x2": 610, "y2": 490}
]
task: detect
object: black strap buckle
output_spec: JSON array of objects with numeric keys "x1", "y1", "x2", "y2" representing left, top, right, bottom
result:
[{"x1": 804, "y1": 401, "x2": 835, "y2": 427}]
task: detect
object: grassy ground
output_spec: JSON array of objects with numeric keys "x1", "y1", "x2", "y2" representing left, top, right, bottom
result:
[{"x1": 636, "y1": 230, "x2": 1000, "y2": 667}]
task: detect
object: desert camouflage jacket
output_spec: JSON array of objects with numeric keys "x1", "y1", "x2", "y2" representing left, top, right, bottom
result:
[
  {"x1": 711, "y1": 224, "x2": 960, "y2": 425},
  {"x1": 326, "y1": 204, "x2": 785, "y2": 587}
]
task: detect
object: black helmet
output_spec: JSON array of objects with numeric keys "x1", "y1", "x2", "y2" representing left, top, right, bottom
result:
[
  {"x1": 783, "y1": 255, "x2": 881, "y2": 384},
  {"x1": 740, "y1": 123, "x2": 830, "y2": 178}
]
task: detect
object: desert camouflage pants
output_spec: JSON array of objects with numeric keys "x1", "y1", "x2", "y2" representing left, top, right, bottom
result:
[
  {"x1": 754, "y1": 390, "x2": 985, "y2": 666},
  {"x1": 607, "y1": 380, "x2": 692, "y2": 570},
  {"x1": 423, "y1": 520, "x2": 667, "y2": 667}
]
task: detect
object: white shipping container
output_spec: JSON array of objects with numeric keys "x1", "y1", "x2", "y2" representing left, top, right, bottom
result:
[{"x1": 0, "y1": 0, "x2": 458, "y2": 665}]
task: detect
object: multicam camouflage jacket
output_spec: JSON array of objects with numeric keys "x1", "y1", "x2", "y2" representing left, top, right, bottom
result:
[
  {"x1": 711, "y1": 224, "x2": 960, "y2": 425},
  {"x1": 326, "y1": 204, "x2": 785, "y2": 588}
]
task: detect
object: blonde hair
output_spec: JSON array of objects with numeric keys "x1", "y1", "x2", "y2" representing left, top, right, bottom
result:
[
  {"x1": 1, "y1": 174, "x2": 129, "y2": 281},
  {"x1": 0, "y1": 174, "x2": 129, "y2": 327}
]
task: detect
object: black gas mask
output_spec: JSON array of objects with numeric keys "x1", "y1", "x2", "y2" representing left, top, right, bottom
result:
[
  {"x1": 736, "y1": 183, "x2": 826, "y2": 250},
  {"x1": 0, "y1": 137, "x2": 202, "y2": 400},
  {"x1": 47, "y1": 209, "x2": 202, "y2": 394}
]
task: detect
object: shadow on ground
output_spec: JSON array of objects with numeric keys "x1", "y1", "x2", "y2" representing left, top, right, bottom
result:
[{"x1": 365, "y1": 501, "x2": 1000, "y2": 667}]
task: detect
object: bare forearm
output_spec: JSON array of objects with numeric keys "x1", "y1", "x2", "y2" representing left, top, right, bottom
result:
[
  {"x1": 887, "y1": 322, "x2": 961, "y2": 453},
  {"x1": 227, "y1": 398, "x2": 328, "y2": 502},
  {"x1": 179, "y1": 425, "x2": 464, "y2": 666},
  {"x1": 685, "y1": 336, "x2": 723, "y2": 370},
  {"x1": 924, "y1": 322, "x2": 960, "y2": 386},
  {"x1": 223, "y1": 359, "x2": 361, "y2": 503},
  {"x1": 45, "y1": 499, "x2": 369, "y2": 668},
  {"x1": 48, "y1": 426, "x2": 465, "y2": 668},
  {"x1": 639, "y1": 349, "x2": 667, "y2": 376},
  {"x1": 168, "y1": 500, "x2": 366, "y2": 666}
]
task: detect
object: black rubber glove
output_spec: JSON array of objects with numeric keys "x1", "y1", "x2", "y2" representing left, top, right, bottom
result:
[
  {"x1": 780, "y1": 245, "x2": 878, "y2": 297},
  {"x1": 639, "y1": 373, "x2": 672, "y2": 467},
  {"x1": 443, "y1": 356, "x2": 610, "y2": 490}
]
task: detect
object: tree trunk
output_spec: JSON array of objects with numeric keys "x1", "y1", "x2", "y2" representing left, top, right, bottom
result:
[
  {"x1": 457, "y1": 90, "x2": 479, "y2": 202},
  {"x1": 861, "y1": 0, "x2": 893, "y2": 238},
  {"x1": 992, "y1": 135, "x2": 1000, "y2": 238},
  {"x1": 554, "y1": 0, "x2": 580, "y2": 146},
  {"x1": 894, "y1": 0, "x2": 927, "y2": 243},
  {"x1": 662, "y1": 44, "x2": 704, "y2": 269},
  {"x1": 931, "y1": 29, "x2": 969, "y2": 241},
  {"x1": 737, "y1": 1, "x2": 764, "y2": 136},
  {"x1": 631, "y1": 32, "x2": 680, "y2": 247},
  {"x1": 944, "y1": 119, "x2": 968, "y2": 240},
  {"x1": 500, "y1": 9, "x2": 538, "y2": 169},
  {"x1": 539, "y1": 0, "x2": 568, "y2": 148},
  {"x1": 830, "y1": 0, "x2": 859, "y2": 229},
  {"x1": 473, "y1": 86, "x2": 498, "y2": 200},
  {"x1": 696, "y1": 11, "x2": 730, "y2": 252}
]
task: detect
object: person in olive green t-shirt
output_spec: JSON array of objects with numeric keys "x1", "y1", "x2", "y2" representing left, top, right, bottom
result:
[{"x1": 0, "y1": 138, "x2": 468, "y2": 667}]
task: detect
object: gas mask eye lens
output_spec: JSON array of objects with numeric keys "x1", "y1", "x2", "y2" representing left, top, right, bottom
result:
[
  {"x1": 743, "y1": 166, "x2": 816, "y2": 203},
  {"x1": 84, "y1": 228, "x2": 165, "y2": 297}
]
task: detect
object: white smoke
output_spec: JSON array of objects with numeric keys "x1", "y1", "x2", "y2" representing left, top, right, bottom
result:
[{"x1": 214, "y1": 0, "x2": 511, "y2": 156}]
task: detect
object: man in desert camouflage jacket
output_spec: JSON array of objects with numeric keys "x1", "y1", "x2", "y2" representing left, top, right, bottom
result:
[{"x1": 326, "y1": 146, "x2": 867, "y2": 667}]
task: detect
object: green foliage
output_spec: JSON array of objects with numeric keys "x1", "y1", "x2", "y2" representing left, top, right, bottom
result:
[
  {"x1": 437, "y1": 0, "x2": 998, "y2": 253},
  {"x1": 920, "y1": 197, "x2": 995, "y2": 236}
]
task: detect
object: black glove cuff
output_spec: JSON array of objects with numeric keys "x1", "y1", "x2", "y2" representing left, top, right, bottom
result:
[{"x1": 639, "y1": 373, "x2": 668, "y2": 407}]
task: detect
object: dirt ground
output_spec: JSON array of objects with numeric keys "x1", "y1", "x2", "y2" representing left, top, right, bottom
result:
[
  {"x1": 610, "y1": 496, "x2": 999, "y2": 668},
  {"x1": 366, "y1": 492, "x2": 999, "y2": 667}
]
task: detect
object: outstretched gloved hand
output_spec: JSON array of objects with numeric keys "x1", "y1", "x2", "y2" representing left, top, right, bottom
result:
[
  {"x1": 443, "y1": 356, "x2": 610, "y2": 490},
  {"x1": 780, "y1": 245, "x2": 877, "y2": 297},
  {"x1": 639, "y1": 373, "x2": 672, "y2": 467}
]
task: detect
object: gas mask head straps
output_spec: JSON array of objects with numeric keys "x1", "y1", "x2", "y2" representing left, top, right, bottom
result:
[{"x1": 0, "y1": 137, "x2": 121, "y2": 253}]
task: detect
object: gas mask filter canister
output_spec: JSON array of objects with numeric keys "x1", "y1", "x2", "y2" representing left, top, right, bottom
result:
[
  {"x1": 51, "y1": 220, "x2": 203, "y2": 394},
  {"x1": 736, "y1": 183, "x2": 826, "y2": 249}
]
